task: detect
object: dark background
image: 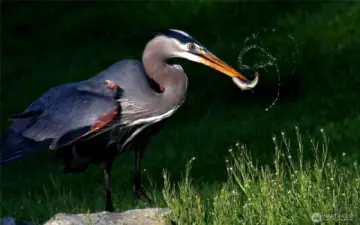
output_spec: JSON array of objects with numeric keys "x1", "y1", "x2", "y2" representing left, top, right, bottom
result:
[{"x1": 1, "y1": 1, "x2": 360, "y2": 222}]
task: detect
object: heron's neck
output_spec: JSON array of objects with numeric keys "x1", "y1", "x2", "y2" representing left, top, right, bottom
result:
[{"x1": 142, "y1": 40, "x2": 188, "y2": 109}]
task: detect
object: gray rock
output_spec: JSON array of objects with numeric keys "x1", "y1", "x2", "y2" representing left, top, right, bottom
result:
[
  {"x1": 0, "y1": 217, "x2": 33, "y2": 225},
  {"x1": 44, "y1": 208, "x2": 172, "y2": 225}
]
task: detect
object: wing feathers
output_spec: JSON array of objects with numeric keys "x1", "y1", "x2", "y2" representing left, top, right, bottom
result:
[
  {"x1": 49, "y1": 106, "x2": 119, "y2": 150},
  {"x1": 8, "y1": 110, "x2": 43, "y2": 120}
]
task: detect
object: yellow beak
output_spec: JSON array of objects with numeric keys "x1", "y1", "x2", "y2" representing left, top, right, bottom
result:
[{"x1": 197, "y1": 50, "x2": 259, "y2": 90}]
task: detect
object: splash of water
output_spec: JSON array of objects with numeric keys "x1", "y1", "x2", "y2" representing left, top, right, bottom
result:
[
  {"x1": 238, "y1": 44, "x2": 280, "y2": 111},
  {"x1": 238, "y1": 28, "x2": 299, "y2": 111}
]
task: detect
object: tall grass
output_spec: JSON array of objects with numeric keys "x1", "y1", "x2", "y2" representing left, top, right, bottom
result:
[{"x1": 162, "y1": 128, "x2": 360, "y2": 224}]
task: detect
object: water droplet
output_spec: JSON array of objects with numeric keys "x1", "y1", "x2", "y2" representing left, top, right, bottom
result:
[
  {"x1": 238, "y1": 43, "x2": 280, "y2": 111},
  {"x1": 238, "y1": 28, "x2": 299, "y2": 112}
]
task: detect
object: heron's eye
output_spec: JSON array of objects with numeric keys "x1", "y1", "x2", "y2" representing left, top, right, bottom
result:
[{"x1": 188, "y1": 43, "x2": 196, "y2": 51}]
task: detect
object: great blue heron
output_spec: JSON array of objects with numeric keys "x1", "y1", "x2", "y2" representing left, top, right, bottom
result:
[{"x1": 0, "y1": 29, "x2": 258, "y2": 212}]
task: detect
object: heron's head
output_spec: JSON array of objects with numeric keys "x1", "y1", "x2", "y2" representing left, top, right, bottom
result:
[{"x1": 153, "y1": 29, "x2": 258, "y2": 90}]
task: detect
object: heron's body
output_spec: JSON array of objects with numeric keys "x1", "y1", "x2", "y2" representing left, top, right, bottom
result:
[
  {"x1": 0, "y1": 29, "x2": 258, "y2": 212},
  {"x1": 59, "y1": 59, "x2": 187, "y2": 173}
]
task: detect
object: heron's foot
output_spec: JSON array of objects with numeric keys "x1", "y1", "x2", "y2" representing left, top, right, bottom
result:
[{"x1": 135, "y1": 186, "x2": 156, "y2": 207}]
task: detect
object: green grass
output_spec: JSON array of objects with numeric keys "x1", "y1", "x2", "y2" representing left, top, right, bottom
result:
[
  {"x1": 161, "y1": 129, "x2": 360, "y2": 224},
  {"x1": 1, "y1": 1, "x2": 360, "y2": 224}
]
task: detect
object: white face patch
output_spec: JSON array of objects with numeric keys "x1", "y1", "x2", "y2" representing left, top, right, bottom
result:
[
  {"x1": 170, "y1": 29, "x2": 192, "y2": 38},
  {"x1": 174, "y1": 51, "x2": 202, "y2": 63},
  {"x1": 169, "y1": 31, "x2": 203, "y2": 54}
]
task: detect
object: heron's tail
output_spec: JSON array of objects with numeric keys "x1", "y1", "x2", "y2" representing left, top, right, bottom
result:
[{"x1": 0, "y1": 129, "x2": 41, "y2": 164}]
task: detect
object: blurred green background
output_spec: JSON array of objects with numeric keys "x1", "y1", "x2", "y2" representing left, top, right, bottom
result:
[{"x1": 1, "y1": 1, "x2": 360, "y2": 222}]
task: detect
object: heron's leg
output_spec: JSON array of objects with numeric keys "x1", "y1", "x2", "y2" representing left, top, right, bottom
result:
[
  {"x1": 133, "y1": 149, "x2": 155, "y2": 206},
  {"x1": 102, "y1": 158, "x2": 114, "y2": 212}
]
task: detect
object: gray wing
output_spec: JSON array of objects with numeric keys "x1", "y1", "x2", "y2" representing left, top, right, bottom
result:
[
  {"x1": 23, "y1": 90, "x2": 119, "y2": 149},
  {"x1": 1, "y1": 77, "x2": 121, "y2": 164},
  {"x1": 9, "y1": 81, "x2": 120, "y2": 150}
]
